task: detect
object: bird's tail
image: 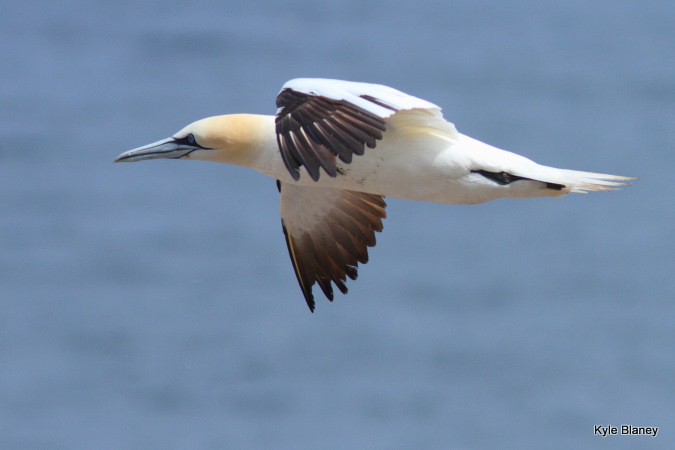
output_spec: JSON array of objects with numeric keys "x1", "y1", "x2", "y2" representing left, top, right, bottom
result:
[{"x1": 550, "y1": 168, "x2": 636, "y2": 193}]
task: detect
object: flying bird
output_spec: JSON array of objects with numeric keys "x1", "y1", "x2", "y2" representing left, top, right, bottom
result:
[{"x1": 115, "y1": 78, "x2": 634, "y2": 311}]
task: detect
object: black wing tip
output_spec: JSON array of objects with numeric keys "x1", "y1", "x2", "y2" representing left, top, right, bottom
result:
[
  {"x1": 472, "y1": 169, "x2": 566, "y2": 190},
  {"x1": 360, "y1": 94, "x2": 397, "y2": 112},
  {"x1": 281, "y1": 216, "x2": 317, "y2": 313},
  {"x1": 305, "y1": 293, "x2": 316, "y2": 313}
]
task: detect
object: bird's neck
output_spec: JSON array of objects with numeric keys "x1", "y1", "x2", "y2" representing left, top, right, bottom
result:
[{"x1": 202, "y1": 114, "x2": 278, "y2": 171}]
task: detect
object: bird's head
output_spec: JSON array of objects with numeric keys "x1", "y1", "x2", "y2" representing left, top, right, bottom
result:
[{"x1": 114, "y1": 114, "x2": 270, "y2": 167}]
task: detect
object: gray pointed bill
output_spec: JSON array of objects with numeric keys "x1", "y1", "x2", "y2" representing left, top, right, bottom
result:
[{"x1": 114, "y1": 137, "x2": 199, "y2": 163}]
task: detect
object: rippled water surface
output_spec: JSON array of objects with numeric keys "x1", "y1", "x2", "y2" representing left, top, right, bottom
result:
[{"x1": 1, "y1": 0, "x2": 673, "y2": 448}]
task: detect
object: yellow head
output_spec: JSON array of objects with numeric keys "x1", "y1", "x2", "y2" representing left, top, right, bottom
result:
[{"x1": 115, "y1": 114, "x2": 272, "y2": 167}]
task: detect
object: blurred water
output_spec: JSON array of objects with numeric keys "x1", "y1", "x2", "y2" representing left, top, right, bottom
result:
[{"x1": 1, "y1": 0, "x2": 673, "y2": 448}]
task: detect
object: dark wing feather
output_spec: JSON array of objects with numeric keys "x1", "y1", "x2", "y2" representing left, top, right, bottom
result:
[
  {"x1": 275, "y1": 88, "x2": 388, "y2": 181},
  {"x1": 279, "y1": 182, "x2": 387, "y2": 312}
]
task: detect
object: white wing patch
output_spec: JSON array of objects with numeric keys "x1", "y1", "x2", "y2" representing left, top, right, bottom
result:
[{"x1": 280, "y1": 78, "x2": 440, "y2": 117}]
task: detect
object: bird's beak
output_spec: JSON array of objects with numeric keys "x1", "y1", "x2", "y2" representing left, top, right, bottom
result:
[{"x1": 114, "y1": 137, "x2": 199, "y2": 163}]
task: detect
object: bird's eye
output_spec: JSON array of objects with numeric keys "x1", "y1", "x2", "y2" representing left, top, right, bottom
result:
[{"x1": 187, "y1": 134, "x2": 196, "y2": 145}]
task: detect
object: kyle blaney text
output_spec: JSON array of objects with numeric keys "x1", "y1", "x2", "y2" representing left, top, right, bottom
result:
[{"x1": 594, "y1": 424, "x2": 658, "y2": 438}]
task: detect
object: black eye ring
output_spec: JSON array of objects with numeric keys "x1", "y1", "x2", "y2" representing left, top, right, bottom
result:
[{"x1": 187, "y1": 134, "x2": 196, "y2": 145}]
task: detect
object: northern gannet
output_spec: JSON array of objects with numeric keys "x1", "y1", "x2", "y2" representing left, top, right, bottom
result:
[{"x1": 115, "y1": 78, "x2": 634, "y2": 311}]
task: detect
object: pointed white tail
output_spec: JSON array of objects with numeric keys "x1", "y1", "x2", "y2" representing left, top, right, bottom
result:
[{"x1": 555, "y1": 169, "x2": 637, "y2": 194}]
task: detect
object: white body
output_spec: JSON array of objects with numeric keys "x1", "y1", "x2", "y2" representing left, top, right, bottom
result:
[{"x1": 239, "y1": 111, "x2": 617, "y2": 205}]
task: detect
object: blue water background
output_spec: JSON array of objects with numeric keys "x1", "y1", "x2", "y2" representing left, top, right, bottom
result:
[{"x1": 1, "y1": 0, "x2": 673, "y2": 448}]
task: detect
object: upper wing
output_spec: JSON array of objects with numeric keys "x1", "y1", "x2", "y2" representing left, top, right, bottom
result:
[
  {"x1": 278, "y1": 181, "x2": 387, "y2": 312},
  {"x1": 275, "y1": 78, "x2": 442, "y2": 182}
]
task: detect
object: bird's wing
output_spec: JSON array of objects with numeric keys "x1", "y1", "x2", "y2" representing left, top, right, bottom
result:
[
  {"x1": 278, "y1": 180, "x2": 386, "y2": 312},
  {"x1": 275, "y1": 78, "x2": 447, "y2": 181}
]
